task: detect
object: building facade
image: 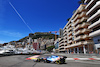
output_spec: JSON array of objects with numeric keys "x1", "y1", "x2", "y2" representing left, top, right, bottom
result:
[
  {"x1": 85, "y1": 0, "x2": 100, "y2": 54},
  {"x1": 33, "y1": 43, "x2": 39, "y2": 50},
  {"x1": 59, "y1": 4, "x2": 94, "y2": 54},
  {"x1": 59, "y1": 37, "x2": 66, "y2": 52},
  {"x1": 59, "y1": 28, "x2": 63, "y2": 38},
  {"x1": 54, "y1": 38, "x2": 61, "y2": 52}
]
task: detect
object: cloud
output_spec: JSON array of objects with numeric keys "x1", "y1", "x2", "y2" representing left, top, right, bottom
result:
[{"x1": 0, "y1": 30, "x2": 23, "y2": 37}]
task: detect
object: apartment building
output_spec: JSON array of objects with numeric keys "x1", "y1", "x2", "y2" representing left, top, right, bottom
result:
[
  {"x1": 62, "y1": 4, "x2": 94, "y2": 54},
  {"x1": 54, "y1": 38, "x2": 61, "y2": 52},
  {"x1": 59, "y1": 37, "x2": 66, "y2": 52},
  {"x1": 85, "y1": 0, "x2": 100, "y2": 53}
]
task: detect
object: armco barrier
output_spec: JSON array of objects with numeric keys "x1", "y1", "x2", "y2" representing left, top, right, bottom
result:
[{"x1": 66, "y1": 58, "x2": 100, "y2": 60}]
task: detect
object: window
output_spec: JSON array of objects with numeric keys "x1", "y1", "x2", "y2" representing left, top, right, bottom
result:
[
  {"x1": 91, "y1": 17, "x2": 100, "y2": 24},
  {"x1": 93, "y1": 26, "x2": 100, "y2": 32}
]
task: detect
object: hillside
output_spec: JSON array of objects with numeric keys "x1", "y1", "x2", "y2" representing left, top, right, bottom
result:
[{"x1": 18, "y1": 32, "x2": 58, "y2": 42}]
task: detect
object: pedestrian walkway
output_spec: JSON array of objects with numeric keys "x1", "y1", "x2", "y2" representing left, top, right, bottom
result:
[
  {"x1": 53, "y1": 53, "x2": 100, "y2": 64},
  {"x1": 55, "y1": 53, "x2": 100, "y2": 58},
  {"x1": 66, "y1": 58, "x2": 100, "y2": 60}
]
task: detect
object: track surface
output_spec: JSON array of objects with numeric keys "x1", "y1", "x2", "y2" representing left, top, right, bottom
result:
[{"x1": 0, "y1": 55, "x2": 100, "y2": 67}]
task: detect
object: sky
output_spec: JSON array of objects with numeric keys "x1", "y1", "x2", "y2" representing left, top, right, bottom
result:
[{"x1": 0, "y1": 0, "x2": 80, "y2": 43}]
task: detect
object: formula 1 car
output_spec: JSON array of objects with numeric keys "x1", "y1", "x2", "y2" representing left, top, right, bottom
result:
[
  {"x1": 26, "y1": 55, "x2": 41, "y2": 62},
  {"x1": 42, "y1": 55, "x2": 67, "y2": 64},
  {"x1": 26, "y1": 55, "x2": 67, "y2": 64}
]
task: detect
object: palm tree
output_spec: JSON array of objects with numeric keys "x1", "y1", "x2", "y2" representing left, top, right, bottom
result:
[{"x1": 78, "y1": 0, "x2": 85, "y2": 4}]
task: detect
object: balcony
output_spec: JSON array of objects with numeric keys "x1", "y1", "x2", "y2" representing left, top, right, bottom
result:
[
  {"x1": 82, "y1": 28, "x2": 91, "y2": 33},
  {"x1": 63, "y1": 32, "x2": 67, "y2": 36},
  {"x1": 59, "y1": 40, "x2": 64, "y2": 44},
  {"x1": 63, "y1": 29, "x2": 67, "y2": 32},
  {"x1": 89, "y1": 29, "x2": 100, "y2": 37},
  {"x1": 59, "y1": 37, "x2": 63, "y2": 41},
  {"x1": 65, "y1": 40, "x2": 94, "y2": 48},
  {"x1": 75, "y1": 41, "x2": 94, "y2": 46},
  {"x1": 87, "y1": 9, "x2": 100, "y2": 22},
  {"x1": 59, "y1": 46, "x2": 65, "y2": 48},
  {"x1": 59, "y1": 49, "x2": 65, "y2": 51},
  {"x1": 73, "y1": 14, "x2": 81, "y2": 22},
  {"x1": 82, "y1": 35, "x2": 90, "y2": 39},
  {"x1": 84, "y1": 0, "x2": 91, "y2": 3},
  {"x1": 68, "y1": 31, "x2": 72, "y2": 36},
  {"x1": 74, "y1": 35, "x2": 90, "y2": 41},
  {"x1": 59, "y1": 45, "x2": 63, "y2": 47},
  {"x1": 86, "y1": 1, "x2": 100, "y2": 16},
  {"x1": 88, "y1": 19, "x2": 100, "y2": 29},
  {"x1": 64, "y1": 36, "x2": 67, "y2": 39},
  {"x1": 65, "y1": 40, "x2": 93, "y2": 48},
  {"x1": 74, "y1": 23, "x2": 90, "y2": 31},
  {"x1": 60, "y1": 41, "x2": 63, "y2": 45},
  {"x1": 74, "y1": 30, "x2": 82, "y2": 36},
  {"x1": 80, "y1": 12, "x2": 86, "y2": 17},
  {"x1": 79, "y1": 6, "x2": 86, "y2": 12},
  {"x1": 74, "y1": 29, "x2": 91, "y2": 36},
  {"x1": 85, "y1": 0, "x2": 96, "y2": 9},
  {"x1": 68, "y1": 36, "x2": 72, "y2": 40},
  {"x1": 74, "y1": 24, "x2": 82, "y2": 31},
  {"x1": 68, "y1": 40, "x2": 72, "y2": 44},
  {"x1": 63, "y1": 31, "x2": 67, "y2": 35},
  {"x1": 76, "y1": 41, "x2": 83, "y2": 45},
  {"x1": 64, "y1": 27, "x2": 67, "y2": 30},
  {"x1": 83, "y1": 40, "x2": 94, "y2": 45},
  {"x1": 65, "y1": 43, "x2": 68, "y2": 46},
  {"x1": 81, "y1": 17, "x2": 88, "y2": 22},
  {"x1": 74, "y1": 36, "x2": 83, "y2": 41},
  {"x1": 64, "y1": 39, "x2": 67, "y2": 42},
  {"x1": 65, "y1": 41, "x2": 83, "y2": 48},
  {"x1": 59, "y1": 39, "x2": 63, "y2": 42},
  {"x1": 74, "y1": 25, "x2": 79, "y2": 31},
  {"x1": 81, "y1": 22, "x2": 90, "y2": 27},
  {"x1": 74, "y1": 19, "x2": 81, "y2": 26},
  {"x1": 68, "y1": 27, "x2": 72, "y2": 31},
  {"x1": 63, "y1": 40, "x2": 65, "y2": 42},
  {"x1": 65, "y1": 45, "x2": 72, "y2": 48},
  {"x1": 59, "y1": 43, "x2": 64, "y2": 47},
  {"x1": 67, "y1": 24, "x2": 72, "y2": 29}
]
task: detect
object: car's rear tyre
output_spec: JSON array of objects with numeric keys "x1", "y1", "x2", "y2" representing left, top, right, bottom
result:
[
  {"x1": 44, "y1": 60, "x2": 46, "y2": 63},
  {"x1": 56, "y1": 60, "x2": 61, "y2": 64},
  {"x1": 37, "y1": 58, "x2": 40, "y2": 62},
  {"x1": 46, "y1": 60, "x2": 51, "y2": 63}
]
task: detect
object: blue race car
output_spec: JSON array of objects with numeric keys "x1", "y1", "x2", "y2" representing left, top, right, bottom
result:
[{"x1": 43, "y1": 55, "x2": 67, "y2": 64}]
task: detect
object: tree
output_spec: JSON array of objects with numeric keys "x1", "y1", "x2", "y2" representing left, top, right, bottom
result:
[
  {"x1": 46, "y1": 46, "x2": 55, "y2": 52},
  {"x1": 78, "y1": 0, "x2": 85, "y2": 4}
]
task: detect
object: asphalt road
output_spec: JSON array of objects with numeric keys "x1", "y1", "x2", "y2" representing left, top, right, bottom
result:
[{"x1": 0, "y1": 55, "x2": 100, "y2": 67}]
